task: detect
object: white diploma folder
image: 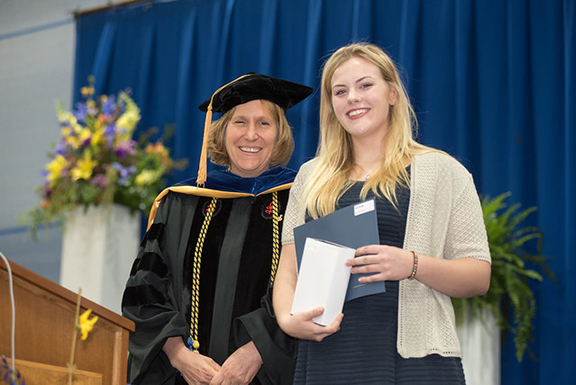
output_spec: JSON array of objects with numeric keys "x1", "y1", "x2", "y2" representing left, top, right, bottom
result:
[{"x1": 290, "y1": 238, "x2": 354, "y2": 326}]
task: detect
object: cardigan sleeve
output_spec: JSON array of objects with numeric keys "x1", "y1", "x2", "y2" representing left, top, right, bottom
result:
[
  {"x1": 398, "y1": 152, "x2": 490, "y2": 359},
  {"x1": 281, "y1": 159, "x2": 316, "y2": 245},
  {"x1": 442, "y1": 158, "x2": 491, "y2": 263}
]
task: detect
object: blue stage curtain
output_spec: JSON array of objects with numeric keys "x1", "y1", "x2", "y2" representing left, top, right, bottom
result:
[{"x1": 74, "y1": 1, "x2": 575, "y2": 384}]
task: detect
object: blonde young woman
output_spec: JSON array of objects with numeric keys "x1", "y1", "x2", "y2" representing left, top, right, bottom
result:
[{"x1": 272, "y1": 43, "x2": 491, "y2": 384}]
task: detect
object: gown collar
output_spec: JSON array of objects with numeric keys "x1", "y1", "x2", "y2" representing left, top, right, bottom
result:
[{"x1": 177, "y1": 166, "x2": 297, "y2": 195}]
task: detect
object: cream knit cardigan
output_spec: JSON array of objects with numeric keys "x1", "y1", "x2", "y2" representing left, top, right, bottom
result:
[{"x1": 282, "y1": 151, "x2": 491, "y2": 358}]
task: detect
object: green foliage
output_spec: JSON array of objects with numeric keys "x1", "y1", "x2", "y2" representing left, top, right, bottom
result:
[{"x1": 452, "y1": 192, "x2": 555, "y2": 362}]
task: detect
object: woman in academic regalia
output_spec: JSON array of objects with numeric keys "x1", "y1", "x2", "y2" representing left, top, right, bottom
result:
[{"x1": 122, "y1": 74, "x2": 312, "y2": 384}]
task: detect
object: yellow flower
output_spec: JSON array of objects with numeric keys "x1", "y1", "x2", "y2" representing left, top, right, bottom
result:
[
  {"x1": 58, "y1": 117, "x2": 85, "y2": 150},
  {"x1": 90, "y1": 120, "x2": 105, "y2": 146},
  {"x1": 78, "y1": 309, "x2": 98, "y2": 340},
  {"x1": 46, "y1": 155, "x2": 68, "y2": 185},
  {"x1": 70, "y1": 122, "x2": 84, "y2": 136},
  {"x1": 65, "y1": 135, "x2": 81, "y2": 150},
  {"x1": 135, "y1": 169, "x2": 160, "y2": 186},
  {"x1": 70, "y1": 153, "x2": 97, "y2": 181},
  {"x1": 115, "y1": 92, "x2": 141, "y2": 138},
  {"x1": 80, "y1": 85, "x2": 95, "y2": 98},
  {"x1": 91, "y1": 129, "x2": 103, "y2": 147},
  {"x1": 79, "y1": 128, "x2": 92, "y2": 144},
  {"x1": 56, "y1": 106, "x2": 79, "y2": 127},
  {"x1": 116, "y1": 110, "x2": 140, "y2": 134}
]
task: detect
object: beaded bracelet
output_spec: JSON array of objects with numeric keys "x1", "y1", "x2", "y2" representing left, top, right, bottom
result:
[{"x1": 407, "y1": 250, "x2": 418, "y2": 280}]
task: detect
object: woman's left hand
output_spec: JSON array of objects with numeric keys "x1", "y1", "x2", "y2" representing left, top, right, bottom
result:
[{"x1": 348, "y1": 245, "x2": 413, "y2": 282}]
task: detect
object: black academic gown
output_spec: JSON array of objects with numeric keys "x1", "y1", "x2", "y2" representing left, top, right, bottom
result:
[{"x1": 122, "y1": 166, "x2": 297, "y2": 384}]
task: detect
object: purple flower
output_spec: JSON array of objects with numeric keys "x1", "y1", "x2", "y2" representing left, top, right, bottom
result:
[
  {"x1": 113, "y1": 162, "x2": 136, "y2": 185},
  {"x1": 104, "y1": 124, "x2": 116, "y2": 136},
  {"x1": 1, "y1": 355, "x2": 25, "y2": 384},
  {"x1": 102, "y1": 95, "x2": 116, "y2": 116},
  {"x1": 54, "y1": 143, "x2": 67, "y2": 156},
  {"x1": 113, "y1": 141, "x2": 137, "y2": 160},
  {"x1": 73, "y1": 102, "x2": 88, "y2": 121},
  {"x1": 90, "y1": 174, "x2": 109, "y2": 190},
  {"x1": 104, "y1": 124, "x2": 116, "y2": 147},
  {"x1": 42, "y1": 186, "x2": 52, "y2": 199}
]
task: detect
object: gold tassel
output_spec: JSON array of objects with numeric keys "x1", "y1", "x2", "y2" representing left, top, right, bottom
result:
[
  {"x1": 196, "y1": 73, "x2": 253, "y2": 187},
  {"x1": 196, "y1": 104, "x2": 212, "y2": 186}
]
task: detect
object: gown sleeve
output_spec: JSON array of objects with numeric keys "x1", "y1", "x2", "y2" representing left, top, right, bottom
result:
[
  {"x1": 121, "y1": 195, "x2": 190, "y2": 384},
  {"x1": 231, "y1": 188, "x2": 298, "y2": 385},
  {"x1": 233, "y1": 286, "x2": 297, "y2": 385}
]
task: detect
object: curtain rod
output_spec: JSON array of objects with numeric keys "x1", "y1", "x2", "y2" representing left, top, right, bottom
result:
[{"x1": 73, "y1": 0, "x2": 153, "y2": 18}]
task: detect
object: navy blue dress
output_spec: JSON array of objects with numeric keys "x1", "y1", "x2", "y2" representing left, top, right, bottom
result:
[{"x1": 293, "y1": 177, "x2": 465, "y2": 384}]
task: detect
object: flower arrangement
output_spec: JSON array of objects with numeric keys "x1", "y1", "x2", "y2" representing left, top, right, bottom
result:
[{"x1": 27, "y1": 78, "x2": 186, "y2": 235}]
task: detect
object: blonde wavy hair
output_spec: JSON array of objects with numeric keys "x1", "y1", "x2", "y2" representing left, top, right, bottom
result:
[
  {"x1": 304, "y1": 43, "x2": 435, "y2": 218},
  {"x1": 207, "y1": 99, "x2": 295, "y2": 168}
]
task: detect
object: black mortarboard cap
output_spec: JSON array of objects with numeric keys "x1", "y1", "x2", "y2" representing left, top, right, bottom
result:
[{"x1": 198, "y1": 73, "x2": 313, "y2": 114}]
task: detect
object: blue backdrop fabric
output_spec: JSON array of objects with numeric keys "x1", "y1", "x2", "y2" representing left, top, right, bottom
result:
[{"x1": 73, "y1": 1, "x2": 575, "y2": 384}]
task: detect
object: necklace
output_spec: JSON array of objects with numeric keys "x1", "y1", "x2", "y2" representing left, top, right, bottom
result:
[{"x1": 355, "y1": 164, "x2": 378, "y2": 180}]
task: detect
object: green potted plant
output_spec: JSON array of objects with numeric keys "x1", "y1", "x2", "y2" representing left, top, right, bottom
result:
[{"x1": 453, "y1": 192, "x2": 555, "y2": 362}]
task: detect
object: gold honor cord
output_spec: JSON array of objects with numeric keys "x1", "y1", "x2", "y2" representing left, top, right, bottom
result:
[
  {"x1": 187, "y1": 192, "x2": 281, "y2": 353},
  {"x1": 189, "y1": 197, "x2": 218, "y2": 353},
  {"x1": 269, "y1": 191, "x2": 281, "y2": 286}
]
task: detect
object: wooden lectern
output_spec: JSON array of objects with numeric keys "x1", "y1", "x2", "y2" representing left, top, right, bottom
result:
[{"x1": 0, "y1": 259, "x2": 135, "y2": 384}]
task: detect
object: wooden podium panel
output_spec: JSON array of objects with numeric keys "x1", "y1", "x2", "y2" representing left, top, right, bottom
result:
[
  {"x1": 5, "y1": 358, "x2": 103, "y2": 385},
  {"x1": 0, "y1": 259, "x2": 135, "y2": 384}
]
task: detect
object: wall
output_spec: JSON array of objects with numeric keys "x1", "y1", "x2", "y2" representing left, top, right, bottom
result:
[{"x1": 0, "y1": 0, "x2": 110, "y2": 282}]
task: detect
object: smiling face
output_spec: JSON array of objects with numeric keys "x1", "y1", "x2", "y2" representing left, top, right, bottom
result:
[
  {"x1": 224, "y1": 99, "x2": 278, "y2": 178},
  {"x1": 330, "y1": 57, "x2": 397, "y2": 142}
]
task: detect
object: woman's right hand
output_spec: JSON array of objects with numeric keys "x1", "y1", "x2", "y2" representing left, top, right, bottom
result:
[
  {"x1": 278, "y1": 307, "x2": 343, "y2": 342},
  {"x1": 274, "y1": 244, "x2": 342, "y2": 341},
  {"x1": 163, "y1": 336, "x2": 221, "y2": 384}
]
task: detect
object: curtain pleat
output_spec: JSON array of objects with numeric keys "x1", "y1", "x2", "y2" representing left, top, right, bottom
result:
[
  {"x1": 134, "y1": 23, "x2": 155, "y2": 116},
  {"x1": 563, "y1": 0, "x2": 576, "y2": 381},
  {"x1": 91, "y1": 22, "x2": 117, "y2": 94},
  {"x1": 454, "y1": 0, "x2": 482, "y2": 181},
  {"x1": 258, "y1": 0, "x2": 278, "y2": 74},
  {"x1": 73, "y1": 1, "x2": 576, "y2": 384},
  {"x1": 173, "y1": 9, "x2": 198, "y2": 177}
]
